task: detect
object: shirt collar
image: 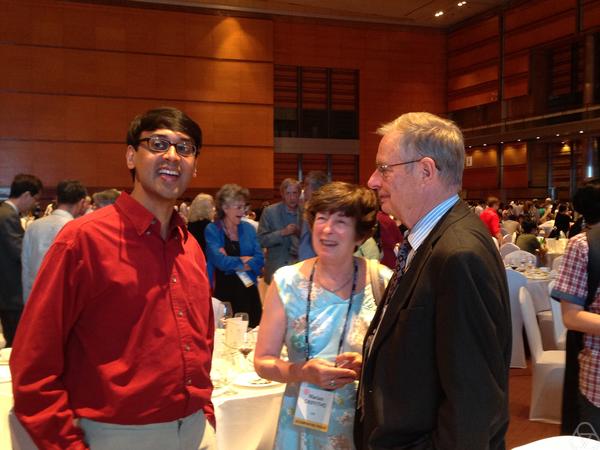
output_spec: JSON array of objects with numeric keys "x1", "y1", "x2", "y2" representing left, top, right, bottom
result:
[
  {"x1": 407, "y1": 194, "x2": 459, "y2": 252},
  {"x1": 4, "y1": 200, "x2": 19, "y2": 214},
  {"x1": 114, "y1": 192, "x2": 188, "y2": 241},
  {"x1": 51, "y1": 209, "x2": 74, "y2": 219}
]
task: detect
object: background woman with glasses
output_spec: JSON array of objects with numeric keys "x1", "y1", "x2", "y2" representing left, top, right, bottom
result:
[{"x1": 204, "y1": 183, "x2": 264, "y2": 327}]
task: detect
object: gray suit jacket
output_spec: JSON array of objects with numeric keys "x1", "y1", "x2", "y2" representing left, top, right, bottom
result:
[
  {"x1": 355, "y1": 201, "x2": 511, "y2": 450},
  {"x1": 257, "y1": 202, "x2": 299, "y2": 283},
  {"x1": 0, "y1": 202, "x2": 24, "y2": 310}
]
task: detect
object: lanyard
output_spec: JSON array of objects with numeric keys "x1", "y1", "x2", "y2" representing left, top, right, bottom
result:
[{"x1": 304, "y1": 258, "x2": 358, "y2": 362}]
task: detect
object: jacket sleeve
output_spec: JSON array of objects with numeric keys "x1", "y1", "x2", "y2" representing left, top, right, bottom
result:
[
  {"x1": 0, "y1": 208, "x2": 24, "y2": 262},
  {"x1": 21, "y1": 227, "x2": 34, "y2": 302},
  {"x1": 10, "y1": 240, "x2": 90, "y2": 450},
  {"x1": 433, "y1": 247, "x2": 509, "y2": 449},
  {"x1": 257, "y1": 207, "x2": 285, "y2": 248},
  {"x1": 240, "y1": 223, "x2": 264, "y2": 277},
  {"x1": 204, "y1": 222, "x2": 245, "y2": 273}
]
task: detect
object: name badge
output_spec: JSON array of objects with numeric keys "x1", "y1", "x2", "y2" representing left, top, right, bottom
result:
[
  {"x1": 236, "y1": 271, "x2": 254, "y2": 287},
  {"x1": 293, "y1": 382, "x2": 334, "y2": 432}
]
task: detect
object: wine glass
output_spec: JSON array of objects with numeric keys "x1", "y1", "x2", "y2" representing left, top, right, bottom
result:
[
  {"x1": 238, "y1": 330, "x2": 256, "y2": 361},
  {"x1": 219, "y1": 302, "x2": 233, "y2": 329}
]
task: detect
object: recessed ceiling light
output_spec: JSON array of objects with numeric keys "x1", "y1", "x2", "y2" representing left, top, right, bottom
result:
[
  {"x1": 500, "y1": 141, "x2": 504, "y2": 144},
  {"x1": 483, "y1": 143, "x2": 487, "y2": 147},
  {"x1": 579, "y1": 130, "x2": 584, "y2": 134},
  {"x1": 517, "y1": 139, "x2": 521, "y2": 142},
  {"x1": 435, "y1": 10, "x2": 444, "y2": 17},
  {"x1": 556, "y1": 133, "x2": 560, "y2": 136},
  {"x1": 536, "y1": 136, "x2": 540, "y2": 139},
  {"x1": 468, "y1": 145, "x2": 472, "y2": 148},
  {"x1": 457, "y1": 1, "x2": 467, "y2": 6}
]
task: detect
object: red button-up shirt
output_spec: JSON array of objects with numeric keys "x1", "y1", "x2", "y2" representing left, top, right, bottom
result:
[
  {"x1": 10, "y1": 193, "x2": 214, "y2": 450},
  {"x1": 479, "y1": 207, "x2": 500, "y2": 237}
]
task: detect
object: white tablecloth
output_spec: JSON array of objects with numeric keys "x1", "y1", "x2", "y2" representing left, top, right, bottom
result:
[{"x1": 0, "y1": 366, "x2": 284, "y2": 450}]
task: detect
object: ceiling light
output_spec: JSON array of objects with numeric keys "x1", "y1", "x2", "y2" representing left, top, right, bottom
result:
[
  {"x1": 435, "y1": 10, "x2": 444, "y2": 17},
  {"x1": 500, "y1": 141, "x2": 504, "y2": 144},
  {"x1": 457, "y1": 1, "x2": 467, "y2": 6},
  {"x1": 468, "y1": 145, "x2": 472, "y2": 148},
  {"x1": 483, "y1": 143, "x2": 487, "y2": 147},
  {"x1": 536, "y1": 136, "x2": 540, "y2": 139},
  {"x1": 556, "y1": 133, "x2": 560, "y2": 137},
  {"x1": 517, "y1": 139, "x2": 521, "y2": 142},
  {"x1": 580, "y1": 130, "x2": 584, "y2": 134}
]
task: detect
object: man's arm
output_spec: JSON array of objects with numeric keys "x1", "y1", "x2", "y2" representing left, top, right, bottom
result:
[
  {"x1": 434, "y1": 248, "x2": 509, "y2": 449},
  {"x1": 21, "y1": 227, "x2": 34, "y2": 302},
  {"x1": 10, "y1": 240, "x2": 90, "y2": 450}
]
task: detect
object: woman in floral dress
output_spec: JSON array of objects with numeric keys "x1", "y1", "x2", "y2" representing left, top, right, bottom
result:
[{"x1": 255, "y1": 182, "x2": 392, "y2": 449}]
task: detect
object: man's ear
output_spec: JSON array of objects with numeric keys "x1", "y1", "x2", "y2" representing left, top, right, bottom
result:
[
  {"x1": 419, "y1": 157, "x2": 437, "y2": 182},
  {"x1": 126, "y1": 145, "x2": 136, "y2": 170}
]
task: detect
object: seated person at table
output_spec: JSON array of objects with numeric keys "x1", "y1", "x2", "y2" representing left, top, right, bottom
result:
[
  {"x1": 254, "y1": 182, "x2": 392, "y2": 450},
  {"x1": 548, "y1": 203, "x2": 572, "y2": 238},
  {"x1": 516, "y1": 220, "x2": 547, "y2": 259}
]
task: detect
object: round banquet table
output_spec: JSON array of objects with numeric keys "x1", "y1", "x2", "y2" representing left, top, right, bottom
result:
[{"x1": 0, "y1": 356, "x2": 285, "y2": 450}]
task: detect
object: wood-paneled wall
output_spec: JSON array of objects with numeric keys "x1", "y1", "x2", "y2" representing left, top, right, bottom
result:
[
  {"x1": 273, "y1": 19, "x2": 446, "y2": 186},
  {"x1": 0, "y1": 0, "x2": 274, "y2": 194}
]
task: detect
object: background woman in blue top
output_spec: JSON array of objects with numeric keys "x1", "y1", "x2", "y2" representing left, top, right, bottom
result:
[{"x1": 204, "y1": 184, "x2": 264, "y2": 327}]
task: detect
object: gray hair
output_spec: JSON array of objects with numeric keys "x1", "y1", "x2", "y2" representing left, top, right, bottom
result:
[
  {"x1": 377, "y1": 112, "x2": 465, "y2": 188},
  {"x1": 280, "y1": 178, "x2": 300, "y2": 194},
  {"x1": 188, "y1": 193, "x2": 214, "y2": 222},
  {"x1": 215, "y1": 184, "x2": 250, "y2": 220},
  {"x1": 92, "y1": 189, "x2": 120, "y2": 209}
]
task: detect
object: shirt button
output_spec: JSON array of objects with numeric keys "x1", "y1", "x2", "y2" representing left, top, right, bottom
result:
[
  {"x1": 178, "y1": 310, "x2": 184, "y2": 317},
  {"x1": 172, "y1": 277, "x2": 177, "y2": 283},
  {"x1": 185, "y1": 344, "x2": 191, "y2": 352},
  {"x1": 145, "y1": 231, "x2": 151, "y2": 235},
  {"x1": 186, "y1": 378, "x2": 192, "y2": 386}
]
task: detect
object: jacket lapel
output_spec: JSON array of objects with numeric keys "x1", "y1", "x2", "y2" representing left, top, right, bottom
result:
[{"x1": 365, "y1": 201, "x2": 472, "y2": 363}]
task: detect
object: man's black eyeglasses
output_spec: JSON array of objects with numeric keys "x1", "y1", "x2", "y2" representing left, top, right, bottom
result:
[{"x1": 138, "y1": 136, "x2": 198, "y2": 157}]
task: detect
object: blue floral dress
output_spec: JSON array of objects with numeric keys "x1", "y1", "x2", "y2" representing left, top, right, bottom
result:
[{"x1": 272, "y1": 259, "x2": 392, "y2": 450}]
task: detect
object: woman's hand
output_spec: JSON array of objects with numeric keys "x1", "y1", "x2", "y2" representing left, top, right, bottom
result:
[
  {"x1": 298, "y1": 358, "x2": 357, "y2": 390},
  {"x1": 336, "y1": 352, "x2": 362, "y2": 379}
]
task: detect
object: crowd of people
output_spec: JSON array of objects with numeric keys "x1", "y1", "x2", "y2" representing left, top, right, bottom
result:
[{"x1": 0, "y1": 106, "x2": 598, "y2": 450}]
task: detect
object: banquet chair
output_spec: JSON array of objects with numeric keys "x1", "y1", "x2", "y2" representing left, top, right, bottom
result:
[
  {"x1": 9, "y1": 409, "x2": 37, "y2": 450},
  {"x1": 552, "y1": 255, "x2": 564, "y2": 272},
  {"x1": 504, "y1": 250, "x2": 536, "y2": 268},
  {"x1": 501, "y1": 233, "x2": 515, "y2": 245},
  {"x1": 519, "y1": 287, "x2": 565, "y2": 423},
  {"x1": 506, "y1": 269, "x2": 527, "y2": 368},
  {"x1": 512, "y1": 435, "x2": 600, "y2": 449},
  {"x1": 491, "y1": 236, "x2": 499, "y2": 250},
  {"x1": 500, "y1": 243, "x2": 520, "y2": 260},
  {"x1": 547, "y1": 281, "x2": 566, "y2": 350}
]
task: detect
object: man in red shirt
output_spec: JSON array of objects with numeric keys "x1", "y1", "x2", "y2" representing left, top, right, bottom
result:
[
  {"x1": 479, "y1": 196, "x2": 503, "y2": 243},
  {"x1": 10, "y1": 107, "x2": 216, "y2": 450}
]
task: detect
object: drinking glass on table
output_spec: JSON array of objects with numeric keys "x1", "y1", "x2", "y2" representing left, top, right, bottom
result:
[{"x1": 219, "y1": 302, "x2": 233, "y2": 328}]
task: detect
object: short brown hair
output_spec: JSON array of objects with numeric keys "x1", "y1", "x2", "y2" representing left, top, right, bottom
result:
[{"x1": 305, "y1": 182, "x2": 378, "y2": 241}]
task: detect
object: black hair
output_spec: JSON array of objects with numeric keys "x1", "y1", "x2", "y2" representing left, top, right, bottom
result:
[
  {"x1": 56, "y1": 180, "x2": 87, "y2": 205},
  {"x1": 9, "y1": 174, "x2": 43, "y2": 198},
  {"x1": 573, "y1": 177, "x2": 600, "y2": 225}
]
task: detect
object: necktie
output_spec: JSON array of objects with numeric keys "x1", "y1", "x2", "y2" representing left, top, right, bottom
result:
[{"x1": 384, "y1": 235, "x2": 412, "y2": 300}]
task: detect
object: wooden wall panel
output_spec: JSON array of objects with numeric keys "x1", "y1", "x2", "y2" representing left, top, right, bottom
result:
[
  {"x1": 274, "y1": 20, "x2": 446, "y2": 186},
  {"x1": 504, "y1": 0, "x2": 576, "y2": 32},
  {"x1": 583, "y1": 0, "x2": 600, "y2": 30},
  {"x1": 0, "y1": 0, "x2": 274, "y2": 191}
]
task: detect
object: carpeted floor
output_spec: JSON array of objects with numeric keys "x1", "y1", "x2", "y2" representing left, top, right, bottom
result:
[{"x1": 507, "y1": 366, "x2": 560, "y2": 448}]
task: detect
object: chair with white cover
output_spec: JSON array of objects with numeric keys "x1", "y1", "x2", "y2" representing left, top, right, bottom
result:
[
  {"x1": 519, "y1": 286, "x2": 566, "y2": 423},
  {"x1": 512, "y1": 435, "x2": 600, "y2": 449},
  {"x1": 547, "y1": 281, "x2": 566, "y2": 350},
  {"x1": 501, "y1": 233, "x2": 515, "y2": 245},
  {"x1": 552, "y1": 255, "x2": 564, "y2": 272},
  {"x1": 504, "y1": 250, "x2": 537, "y2": 268},
  {"x1": 491, "y1": 236, "x2": 499, "y2": 250},
  {"x1": 506, "y1": 269, "x2": 527, "y2": 368},
  {"x1": 500, "y1": 243, "x2": 520, "y2": 260}
]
